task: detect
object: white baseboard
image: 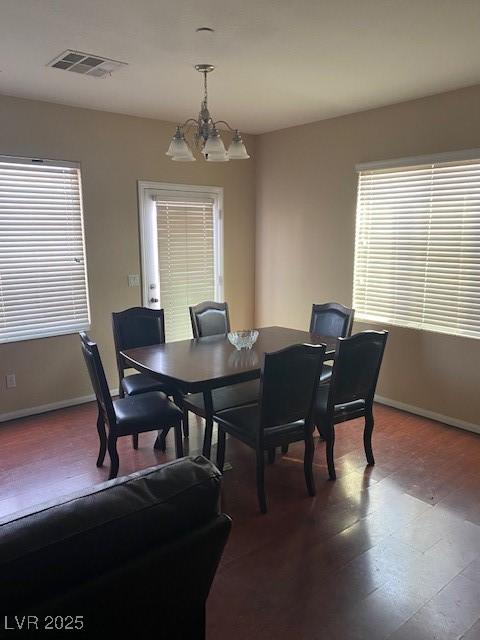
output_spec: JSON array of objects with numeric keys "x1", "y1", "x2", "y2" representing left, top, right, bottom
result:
[
  {"x1": 0, "y1": 389, "x2": 119, "y2": 424},
  {"x1": 375, "y1": 394, "x2": 480, "y2": 435}
]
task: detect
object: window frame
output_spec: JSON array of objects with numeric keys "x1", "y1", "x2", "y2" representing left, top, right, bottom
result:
[
  {"x1": 353, "y1": 148, "x2": 480, "y2": 340},
  {"x1": 0, "y1": 154, "x2": 91, "y2": 344}
]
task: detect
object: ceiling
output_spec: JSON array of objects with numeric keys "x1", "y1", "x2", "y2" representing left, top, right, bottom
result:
[{"x1": 1, "y1": 0, "x2": 480, "y2": 134}]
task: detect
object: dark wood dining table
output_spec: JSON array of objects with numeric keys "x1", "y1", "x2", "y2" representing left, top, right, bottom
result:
[{"x1": 121, "y1": 325, "x2": 337, "y2": 457}]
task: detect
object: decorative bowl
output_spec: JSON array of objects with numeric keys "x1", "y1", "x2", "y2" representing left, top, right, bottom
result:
[{"x1": 227, "y1": 330, "x2": 259, "y2": 351}]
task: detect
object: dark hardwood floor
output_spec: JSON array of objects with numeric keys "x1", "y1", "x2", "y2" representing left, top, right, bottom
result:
[{"x1": 1, "y1": 402, "x2": 480, "y2": 639}]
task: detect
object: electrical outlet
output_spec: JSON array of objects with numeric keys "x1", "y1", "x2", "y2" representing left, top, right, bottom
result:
[
  {"x1": 6, "y1": 373, "x2": 16, "y2": 389},
  {"x1": 128, "y1": 274, "x2": 140, "y2": 287}
]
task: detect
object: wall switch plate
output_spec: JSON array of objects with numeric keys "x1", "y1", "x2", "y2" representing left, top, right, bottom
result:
[
  {"x1": 6, "y1": 373, "x2": 16, "y2": 389},
  {"x1": 128, "y1": 274, "x2": 140, "y2": 287}
]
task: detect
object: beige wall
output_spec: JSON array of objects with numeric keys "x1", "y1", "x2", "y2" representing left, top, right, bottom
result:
[
  {"x1": 2, "y1": 84, "x2": 480, "y2": 427},
  {"x1": 0, "y1": 94, "x2": 256, "y2": 416},
  {"x1": 256, "y1": 84, "x2": 480, "y2": 428}
]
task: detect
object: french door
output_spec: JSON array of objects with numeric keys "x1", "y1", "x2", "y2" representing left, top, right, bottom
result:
[{"x1": 138, "y1": 182, "x2": 224, "y2": 341}]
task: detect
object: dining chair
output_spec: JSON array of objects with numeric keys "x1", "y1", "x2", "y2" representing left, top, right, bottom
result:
[
  {"x1": 313, "y1": 330, "x2": 388, "y2": 480},
  {"x1": 279, "y1": 301, "x2": 355, "y2": 460},
  {"x1": 214, "y1": 343, "x2": 326, "y2": 513},
  {"x1": 80, "y1": 332, "x2": 183, "y2": 479},
  {"x1": 189, "y1": 300, "x2": 231, "y2": 338},
  {"x1": 112, "y1": 307, "x2": 170, "y2": 397},
  {"x1": 112, "y1": 306, "x2": 182, "y2": 447},
  {"x1": 310, "y1": 302, "x2": 355, "y2": 384},
  {"x1": 310, "y1": 302, "x2": 355, "y2": 338},
  {"x1": 184, "y1": 300, "x2": 259, "y2": 449}
]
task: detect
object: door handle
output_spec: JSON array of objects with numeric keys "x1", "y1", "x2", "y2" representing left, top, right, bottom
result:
[{"x1": 150, "y1": 298, "x2": 159, "y2": 303}]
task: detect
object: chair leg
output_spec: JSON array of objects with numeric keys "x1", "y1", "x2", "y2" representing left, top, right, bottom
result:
[
  {"x1": 364, "y1": 410, "x2": 375, "y2": 466},
  {"x1": 267, "y1": 448, "x2": 276, "y2": 464},
  {"x1": 325, "y1": 424, "x2": 336, "y2": 481},
  {"x1": 182, "y1": 407, "x2": 190, "y2": 438},
  {"x1": 132, "y1": 434, "x2": 139, "y2": 450},
  {"x1": 154, "y1": 427, "x2": 169, "y2": 452},
  {"x1": 202, "y1": 417, "x2": 214, "y2": 459},
  {"x1": 315, "y1": 422, "x2": 325, "y2": 442},
  {"x1": 96, "y1": 407, "x2": 107, "y2": 467},
  {"x1": 173, "y1": 421, "x2": 184, "y2": 458},
  {"x1": 216, "y1": 427, "x2": 226, "y2": 472},
  {"x1": 304, "y1": 432, "x2": 316, "y2": 497},
  {"x1": 256, "y1": 449, "x2": 267, "y2": 514},
  {"x1": 281, "y1": 444, "x2": 289, "y2": 455},
  {"x1": 315, "y1": 423, "x2": 326, "y2": 442},
  {"x1": 202, "y1": 391, "x2": 214, "y2": 459},
  {"x1": 107, "y1": 434, "x2": 119, "y2": 480}
]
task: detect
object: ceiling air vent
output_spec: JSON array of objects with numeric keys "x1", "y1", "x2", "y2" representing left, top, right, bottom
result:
[{"x1": 47, "y1": 50, "x2": 127, "y2": 78}]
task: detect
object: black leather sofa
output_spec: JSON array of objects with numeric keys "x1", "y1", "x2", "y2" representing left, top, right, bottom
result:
[{"x1": 0, "y1": 456, "x2": 231, "y2": 639}]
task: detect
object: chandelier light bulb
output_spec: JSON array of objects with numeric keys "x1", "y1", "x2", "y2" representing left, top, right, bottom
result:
[
  {"x1": 172, "y1": 149, "x2": 195, "y2": 162},
  {"x1": 203, "y1": 129, "x2": 227, "y2": 156},
  {"x1": 227, "y1": 131, "x2": 250, "y2": 160},
  {"x1": 166, "y1": 127, "x2": 196, "y2": 161},
  {"x1": 206, "y1": 151, "x2": 229, "y2": 162}
]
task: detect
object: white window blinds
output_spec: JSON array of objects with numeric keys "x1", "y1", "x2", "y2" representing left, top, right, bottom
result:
[
  {"x1": 0, "y1": 157, "x2": 90, "y2": 343},
  {"x1": 155, "y1": 196, "x2": 217, "y2": 341},
  {"x1": 353, "y1": 155, "x2": 480, "y2": 339}
]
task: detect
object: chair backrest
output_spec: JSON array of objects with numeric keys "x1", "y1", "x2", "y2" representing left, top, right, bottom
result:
[
  {"x1": 112, "y1": 306, "x2": 166, "y2": 352},
  {"x1": 309, "y1": 302, "x2": 354, "y2": 338},
  {"x1": 260, "y1": 343, "x2": 326, "y2": 428},
  {"x1": 80, "y1": 332, "x2": 115, "y2": 424},
  {"x1": 328, "y1": 331, "x2": 388, "y2": 409},
  {"x1": 112, "y1": 307, "x2": 166, "y2": 374},
  {"x1": 189, "y1": 301, "x2": 230, "y2": 338}
]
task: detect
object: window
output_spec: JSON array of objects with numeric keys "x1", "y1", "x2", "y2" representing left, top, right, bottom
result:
[
  {"x1": 0, "y1": 156, "x2": 90, "y2": 343},
  {"x1": 353, "y1": 151, "x2": 480, "y2": 339},
  {"x1": 138, "y1": 183, "x2": 223, "y2": 341}
]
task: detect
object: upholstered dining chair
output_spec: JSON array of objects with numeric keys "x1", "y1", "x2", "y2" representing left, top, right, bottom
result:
[
  {"x1": 214, "y1": 343, "x2": 326, "y2": 513},
  {"x1": 279, "y1": 301, "x2": 355, "y2": 460},
  {"x1": 183, "y1": 300, "x2": 260, "y2": 448},
  {"x1": 310, "y1": 302, "x2": 354, "y2": 338},
  {"x1": 189, "y1": 300, "x2": 230, "y2": 338},
  {"x1": 112, "y1": 307, "x2": 169, "y2": 397},
  {"x1": 112, "y1": 307, "x2": 182, "y2": 448},
  {"x1": 310, "y1": 302, "x2": 355, "y2": 384},
  {"x1": 80, "y1": 332, "x2": 183, "y2": 479},
  {"x1": 313, "y1": 330, "x2": 388, "y2": 480}
]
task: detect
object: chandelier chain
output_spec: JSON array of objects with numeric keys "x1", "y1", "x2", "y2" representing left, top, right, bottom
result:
[{"x1": 203, "y1": 71, "x2": 208, "y2": 106}]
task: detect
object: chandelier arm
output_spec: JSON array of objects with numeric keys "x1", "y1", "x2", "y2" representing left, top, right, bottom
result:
[
  {"x1": 181, "y1": 121, "x2": 205, "y2": 149},
  {"x1": 179, "y1": 118, "x2": 200, "y2": 130},
  {"x1": 213, "y1": 120, "x2": 237, "y2": 133}
]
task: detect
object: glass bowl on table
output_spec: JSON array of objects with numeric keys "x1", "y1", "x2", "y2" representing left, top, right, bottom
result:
[{"x1": 227, "y1": 329, "x2": 259, "y2": 351}]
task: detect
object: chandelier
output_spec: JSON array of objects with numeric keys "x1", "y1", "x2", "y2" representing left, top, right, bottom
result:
[{"x1": 166, "y1": 64, "x2": 250, "y2": 162}]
